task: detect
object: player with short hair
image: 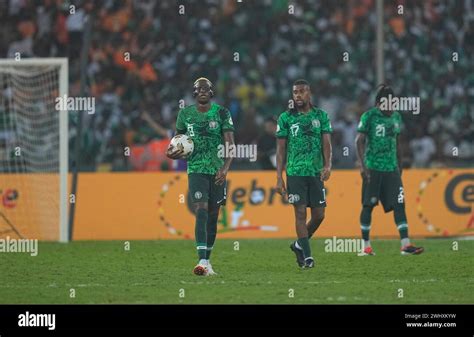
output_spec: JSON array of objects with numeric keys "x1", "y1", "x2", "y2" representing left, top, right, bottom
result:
[
  {"x1": 276, "y1": 79, "x2": 333, "y2": 269},
  {"x1": 166, "y1": 77, "x2": 235, "y2": 275},
  {"x1": 355, "y1": 84, "x2": 424, "y2": 256}
]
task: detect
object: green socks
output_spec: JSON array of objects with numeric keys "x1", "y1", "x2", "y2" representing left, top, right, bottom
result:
[
  {"x1": 360, "y1": 206, "x2": 373, "y2": 241},
  {"x1": 205, "y1": 210, "x2": 218, "y2": 259},
  {"x1": 297, "y1": 237, "x2": 312, "y2": 258},
  {"x1": 195, "y1": 208, "x2": 208, "y2": 260}
]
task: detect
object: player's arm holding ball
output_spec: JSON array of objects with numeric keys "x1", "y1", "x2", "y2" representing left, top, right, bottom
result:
[{"x1": 166, "y1": 109, "x2": 186, "y2": 159}]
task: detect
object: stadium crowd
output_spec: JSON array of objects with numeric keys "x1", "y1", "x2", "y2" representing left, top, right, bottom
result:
[{"x1": 1, "y1": 0, "x2": 472, "y2": 171}]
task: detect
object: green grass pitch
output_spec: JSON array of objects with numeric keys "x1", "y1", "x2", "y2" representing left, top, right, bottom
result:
[{"x1": 0, "y1": 239, "x2": 472, "y2": 304}]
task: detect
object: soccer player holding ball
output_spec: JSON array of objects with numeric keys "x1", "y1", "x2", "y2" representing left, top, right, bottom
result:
[
  {"x1": 355, "y1": 85, "x2": 424, "y2": 256},
  {"x1": 166, "y1": 78, "x2": 235, "y2": 275},
  {"x1": 276, "y1": 79, "x2": 333, "y2": 269}
]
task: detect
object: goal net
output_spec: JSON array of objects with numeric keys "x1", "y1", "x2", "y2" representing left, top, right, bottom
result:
[{"x1": 0, "y1": 58, "x2": 68, "y2": 242}]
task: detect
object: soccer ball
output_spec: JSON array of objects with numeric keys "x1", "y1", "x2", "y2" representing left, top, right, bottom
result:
[{"x1": 169, "y1": 134, "x2": 194, "y2": 158}]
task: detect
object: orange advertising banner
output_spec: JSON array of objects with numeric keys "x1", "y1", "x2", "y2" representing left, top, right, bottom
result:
[
  {"x1": 0, "y1": 173, "x2": 61, "y2": 241},
  {"x1": 69, "y1": 169, "x2": 474, "y2": 240},
  {"x1": 0, "y1": 170, "x2": 473, "y2": 240}
]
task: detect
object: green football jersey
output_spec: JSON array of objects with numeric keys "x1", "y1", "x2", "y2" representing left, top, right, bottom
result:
[
  {"x1": 357, "y1": 107, "x2": 401, "y2": 171},
  {"x1": 176, "y1": 103, "x2": 234, "y2": 174},
  {"x1": 276, "y1": 107, "x2": 332, "y2": 176}
]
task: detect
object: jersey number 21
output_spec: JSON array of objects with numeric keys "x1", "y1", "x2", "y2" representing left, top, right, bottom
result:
[{"x1": 375, "y1": 124, "x2": 385, "y2": 137}]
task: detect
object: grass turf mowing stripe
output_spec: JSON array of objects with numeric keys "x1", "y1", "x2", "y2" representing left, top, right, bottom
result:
[{"x1": 0, "y1": 239, "x2": 472, "y2": 304}]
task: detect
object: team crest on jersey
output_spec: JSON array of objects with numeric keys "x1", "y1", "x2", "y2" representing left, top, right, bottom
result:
[
  {"x1": 209, "y1": 121, "x2": 218, "y2": 129},
  {"x1": 312, "y1": 119, "x2": 320, "y2": 128}
]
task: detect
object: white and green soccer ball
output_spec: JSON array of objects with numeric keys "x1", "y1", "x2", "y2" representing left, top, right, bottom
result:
[{"x1": 170, "y1": 134, "x2": 194, "y2": 158}]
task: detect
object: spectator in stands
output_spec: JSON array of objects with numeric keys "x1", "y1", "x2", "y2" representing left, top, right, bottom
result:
[
  {"x1": 257, "y1": 116, "x2": 277, "y2": 170},
  {"x1": 409, "y1": 128, "x2": 437, "y2": 168},
  {"x1": 1, "y1": 0, "x2": 472, "y2": 170}
]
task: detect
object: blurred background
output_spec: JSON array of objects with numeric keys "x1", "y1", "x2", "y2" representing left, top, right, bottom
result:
[{"x1": 1, "y1": 0, "x2": 473, "y2": 172}]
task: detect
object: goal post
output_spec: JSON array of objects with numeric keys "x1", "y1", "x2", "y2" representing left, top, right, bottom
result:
[{"x1": 0, "y1": 58, "x2": 69, "y2": 242}]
